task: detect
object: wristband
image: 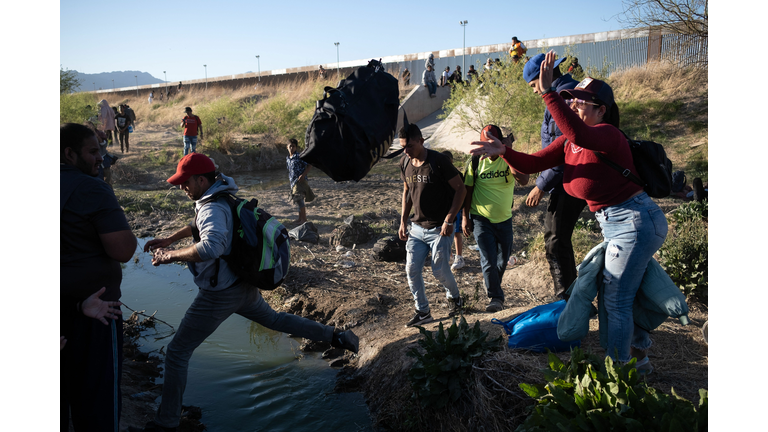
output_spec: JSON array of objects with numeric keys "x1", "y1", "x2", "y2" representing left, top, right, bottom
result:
[
  {"x1": 444, "y1": 220, "x2": 453, "y2": 224},
  {"x1": 540, "y1": 86, "x2": 556, "y2": 96}
]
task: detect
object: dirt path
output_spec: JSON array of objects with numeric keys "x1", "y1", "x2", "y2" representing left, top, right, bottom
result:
[{"x1": 112, "y1": 126, "x2": 708, "y2": 431}]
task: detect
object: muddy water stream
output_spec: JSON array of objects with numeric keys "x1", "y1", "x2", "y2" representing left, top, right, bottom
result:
[{"x1": 121, "y1": 238, "x2": 372, "y2": 432}]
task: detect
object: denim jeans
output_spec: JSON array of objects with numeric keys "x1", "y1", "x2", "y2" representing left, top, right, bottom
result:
[
  {"x1": 154, "y1": 282, "x2": 334, "y2": 428},
  {"x1": 471, "y1": 214, "x2": 513, "y2": 302},
  {"x1": 595, "y1": 192, "x2": 668, "y2": 362},
  {"x1": 405, "y1": 222, "x2": 460, "y2": 313},
  {"x1": 426, "y1": 81, "x2": 437, "y2": 95},
  {"x1": 183, "y1": 135, "x2": 198, "y2": 155}
]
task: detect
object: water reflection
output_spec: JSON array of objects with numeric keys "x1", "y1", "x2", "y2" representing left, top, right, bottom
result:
[{"x1": 122, "y1": 238, "x2": 372, "y2": 431}]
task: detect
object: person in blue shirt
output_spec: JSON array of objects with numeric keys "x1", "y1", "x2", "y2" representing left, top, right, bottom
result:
[
  {"x1": 286, "y1": 138, "x2": 314, "y2": 224},
  {"x1": 522, "y1": 53, "x2": 588, "y2": 300}
]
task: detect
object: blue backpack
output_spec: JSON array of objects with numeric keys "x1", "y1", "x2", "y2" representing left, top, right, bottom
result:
[
  {"x1": 492, "y1": 300, "x2": 580, "y2": 353},
  {"x1": 194, "y1": 192, "x2": 290, "y2": 290}
]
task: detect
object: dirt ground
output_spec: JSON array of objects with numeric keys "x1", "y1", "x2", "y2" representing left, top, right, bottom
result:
[{"x1": 110, "y1": 126, "x2": 708, "y2": 431}]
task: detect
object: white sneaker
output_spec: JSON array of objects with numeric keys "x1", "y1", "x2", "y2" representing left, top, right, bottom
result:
[{"x1": 451, "y1": 255, "x2": 465, "y2": 270}]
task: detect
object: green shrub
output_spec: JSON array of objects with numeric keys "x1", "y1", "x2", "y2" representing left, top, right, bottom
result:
[
  {"x1": 60, "y1": 92, "x2": 98, "y2": 125},
  {"x1": 517, "y1": 348, "x2": 707, "y2": 432},
  {"x1": 669, "y1": 200, "x2": 707, "y2": 225},
  {"x1": 441, "y1": 56, "x2": 543, "y2": 148},
  {"x1": 407, "y1": 317, "x2": 503, "y2": 409},
  {"x1": 658, "y1": 215, "x2": 708, "y2": 302},
  {"x1": 574, "y1": 217, "x2": 598, "y2": 232}
]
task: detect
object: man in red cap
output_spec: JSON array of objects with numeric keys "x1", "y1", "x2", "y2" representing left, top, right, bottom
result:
[{"x1": 135, "y1": 153, "x2": 359, "y2": 432}]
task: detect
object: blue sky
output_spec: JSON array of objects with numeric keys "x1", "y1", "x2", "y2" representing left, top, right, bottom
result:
[{"x1": 60, "y1": 0, "x2": 631, "y2": 82}]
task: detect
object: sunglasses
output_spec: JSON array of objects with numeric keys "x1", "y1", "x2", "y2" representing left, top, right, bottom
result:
[{"x1": 565, "y1": 99, "x2": 600, "y2": 109}]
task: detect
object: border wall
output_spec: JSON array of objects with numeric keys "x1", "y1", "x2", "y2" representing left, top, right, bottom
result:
[{"x1": 96, "y1": 26, "x2": 707, "y2": 97}]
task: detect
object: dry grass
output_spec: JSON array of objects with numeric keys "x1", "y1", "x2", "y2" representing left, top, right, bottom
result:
[
  {"x1": 610, "y1": 60, "x2": 708, "y2": 103},
  {"x1": 108, "y1": 70, "x2": 412, "y2": 130}
]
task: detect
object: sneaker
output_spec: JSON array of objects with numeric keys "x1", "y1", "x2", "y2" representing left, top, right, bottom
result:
[
  {"x1": 331, "y1": 329, "x2": 359, "y2": 353},
  {"x1": 448, "y1": 297, "x2": 464, "y2": 317},
  {"x1": 635, "y1": 356, "x2": 654, "y2": 375},
  {"x1": 405, "y1": 310, "x2": 434, "y2": 327},
  {"x1": 485, "y1": 299, "x2": 503, "y2": 313},
  {"x1": 468, "y1": 244, "x2": 479, "y2": 251},
  {"x1": 451, "y1": 255, "x2": 465, "y2": 270}
]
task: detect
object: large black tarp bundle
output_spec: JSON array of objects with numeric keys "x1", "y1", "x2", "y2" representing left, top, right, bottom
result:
[{"x1": 302, "y1": 59, "x2": 400, "y2": 182}]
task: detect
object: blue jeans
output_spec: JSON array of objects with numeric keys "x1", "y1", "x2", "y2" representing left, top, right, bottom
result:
[
  {"x1": 183, "y1": 135, "x2": 198, "y2": 155},
  {"x1": 154, "y1": 282, "x2": 334, "y2": 428},
  {"x1": 471, "y1": 214, "x2": 513, "y2": 302},
  {"x1": 405, "y1": 222, "x2": 460, "y2": 313},
  {"x1": 426, "y1": 81, "x2": 436, "y2": 95},
  {"x1": 595, "y1": 192, "x2": 668, "y2": 362},
  {"x1": 453, "y1": 209, "x2": 462, "y2": 234}
]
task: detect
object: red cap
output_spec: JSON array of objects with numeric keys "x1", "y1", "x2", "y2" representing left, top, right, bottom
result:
[
  {"x1": 481, "y1": 124, "x2": 503, "y2": 141},
  {"x1": 167, "y1": 153, "x2": 216, "y2": 185}
]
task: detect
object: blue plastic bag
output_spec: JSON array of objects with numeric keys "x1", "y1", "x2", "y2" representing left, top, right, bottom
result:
[{"x1": 492, "y1": 300, "x2": 580, "y2": 353}]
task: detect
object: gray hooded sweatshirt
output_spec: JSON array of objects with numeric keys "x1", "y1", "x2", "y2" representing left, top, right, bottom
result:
[{"x1": 188, "y1": 173, "x2": 240, "y2": 291}]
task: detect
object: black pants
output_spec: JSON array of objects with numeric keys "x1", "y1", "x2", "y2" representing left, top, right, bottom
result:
[
  {"x1": 119, "y1": 131, "x2": 130, "y2": 152},
  {"x1": 543, "y1": 192, "x2": 587, "y2": 299},
  {"x1": 61, "y1": 312, "x2": 123, "y2": 432}
]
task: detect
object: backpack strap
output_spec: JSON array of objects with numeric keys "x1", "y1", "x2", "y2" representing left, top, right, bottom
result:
[
  {"x1": 468, "y1": 154, "x2": 508, "y2": 183},
  {"x1": 193, "y1": 191, "x2": 239, "y2": 288},
  {"x1": 565, "y1": 137, "x2": 646, "y2": 187},
  {"x1": 591, "y1": 150, "x2": 645, "y2": 187}
]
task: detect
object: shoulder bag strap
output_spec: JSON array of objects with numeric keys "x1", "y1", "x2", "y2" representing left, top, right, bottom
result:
[{"x1": 565, "y1": 138, "x2": 645, "y2": 187}]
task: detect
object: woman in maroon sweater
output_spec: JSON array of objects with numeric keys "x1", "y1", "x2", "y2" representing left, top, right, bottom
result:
[{"x1": 470, "y1": 51, "x2": 668, "y2": 373}]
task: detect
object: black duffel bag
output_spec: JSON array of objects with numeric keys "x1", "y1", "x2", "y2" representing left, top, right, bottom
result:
[{"x1": 302, "y1": 59, "x2": 400, "y2": 182}]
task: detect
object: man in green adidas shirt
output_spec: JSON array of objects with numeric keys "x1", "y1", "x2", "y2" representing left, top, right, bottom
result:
[{"x1": 462, "y1": 125, "x2": 529, "y2": 312}]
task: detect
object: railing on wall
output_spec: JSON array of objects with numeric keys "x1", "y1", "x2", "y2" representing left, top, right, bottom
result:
[{"x1": 97, "y1": 26, "x2": 706, "y2": 95}]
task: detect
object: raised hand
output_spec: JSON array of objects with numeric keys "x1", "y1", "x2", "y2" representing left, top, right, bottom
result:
[
  {"x1": 468, "y1": 130, "x2": 505, "y2": 158},
  {"x1": 538, "y1": 50, "x2": 557, "y2": 93}
]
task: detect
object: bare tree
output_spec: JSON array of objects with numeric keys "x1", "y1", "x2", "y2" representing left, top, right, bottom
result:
[
  {"x1": 616, "y1": 0, "x2": 707, "y2": 67},
  {"x1": 617, "y1": 0, "x2": 707, "y2": 37}
]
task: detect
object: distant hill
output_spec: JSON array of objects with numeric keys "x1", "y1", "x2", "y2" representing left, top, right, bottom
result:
[{"x1": 74, "y1": 70, "x2": 165, "y2": 92}]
